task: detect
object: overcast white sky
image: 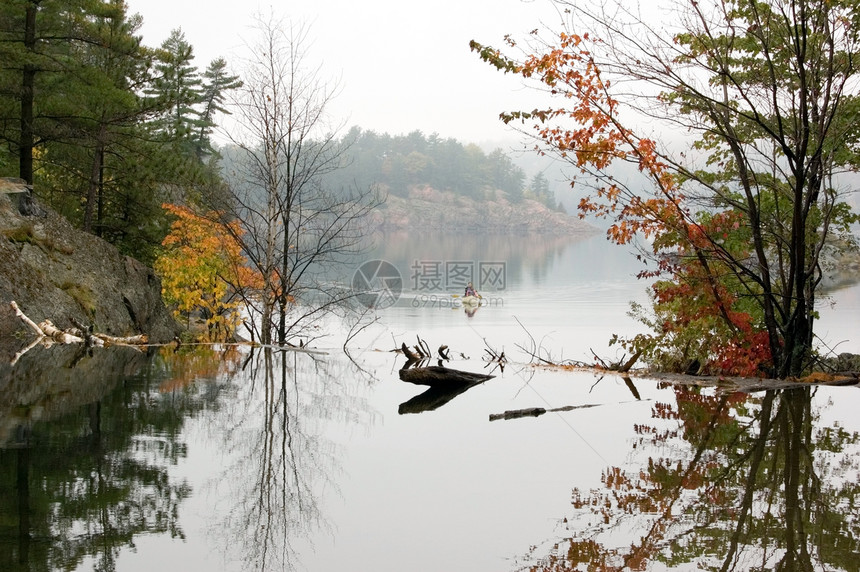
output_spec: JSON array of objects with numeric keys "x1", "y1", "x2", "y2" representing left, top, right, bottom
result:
[{"x1": 125, "y1": 0, "x2": 566, "y2": 146}]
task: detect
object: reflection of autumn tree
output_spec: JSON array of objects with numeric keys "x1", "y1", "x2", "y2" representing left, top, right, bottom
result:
[
  {"x1": 523, "y1": 386, "x2": 860, "y2": 571},
  {"x1": 213, "y1": 347, "x2": 376, "y2": 571},
  {"x1": 156, "y1": 345, "x2": 244, "y2": 393}
]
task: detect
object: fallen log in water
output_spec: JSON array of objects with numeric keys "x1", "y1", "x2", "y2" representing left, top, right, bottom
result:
[
  {"x1": 488, "y1": 403, "x2": 603, "y2": 422},
  {"x1": 488, "y1": 407, "x2": 547, "y2": 421},
  {"x1": 397, "y1": 364, "x2": 494, "y2": 414},
  {"x1": 398, "y1": 365, "x2": 495, "y2": 386}
]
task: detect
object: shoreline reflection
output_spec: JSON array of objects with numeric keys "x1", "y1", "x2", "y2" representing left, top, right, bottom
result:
[{"x1": 519, "y1": 384, "x2": 860, "y2": 571}]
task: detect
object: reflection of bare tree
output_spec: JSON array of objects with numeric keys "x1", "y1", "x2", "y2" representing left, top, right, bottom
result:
[
  {"x1": 213, "y1": 347, "x2": 376, "y2": 571},
  {"x1": 520, "y1": 385, "x2": 860, "y2": 571}
]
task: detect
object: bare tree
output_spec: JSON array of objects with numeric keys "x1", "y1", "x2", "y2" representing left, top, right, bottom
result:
[{"x1": 220, "y1": 15, "x2": 382, "y2": 346}]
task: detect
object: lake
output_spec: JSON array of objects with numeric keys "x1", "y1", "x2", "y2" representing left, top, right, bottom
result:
[{"x1": 2, "y1": 233, "x2": 860, "y2": 572}]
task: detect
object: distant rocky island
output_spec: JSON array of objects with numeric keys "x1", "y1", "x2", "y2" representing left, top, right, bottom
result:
[{"x1": 373, "y1": 186, "x2": 598, "y2": 235}]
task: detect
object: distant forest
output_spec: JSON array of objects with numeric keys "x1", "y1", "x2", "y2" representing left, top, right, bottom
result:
[{"x1": 317, "y1": 128, "x2": 564, "y2": 210}]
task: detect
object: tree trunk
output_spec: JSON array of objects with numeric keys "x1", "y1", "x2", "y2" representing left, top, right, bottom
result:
[
  {"x1": 97, "y1": 145, "x2": 105, "y2": 237},
  {"x1": 84, "y1": 138, "x2": 104, "y2": 233},
  {"x1": 19, "y1": 2, "x2": 37, "y2": 185}
]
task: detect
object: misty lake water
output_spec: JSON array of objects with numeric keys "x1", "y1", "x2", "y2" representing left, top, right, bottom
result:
[{"x1": 2, "y1": 232, "x2": 860, "y2": 572}]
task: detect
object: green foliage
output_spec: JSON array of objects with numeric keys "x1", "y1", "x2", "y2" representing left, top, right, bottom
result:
[
  {"x1": 0, "y1": 3, "x2": 241, "y2": 264},
  {"x1": 146, "y1": 29, "x2": 203, "y2": 142},
  {"x1": 196, "y1": 57, "x2": 242, "y2": 159}
]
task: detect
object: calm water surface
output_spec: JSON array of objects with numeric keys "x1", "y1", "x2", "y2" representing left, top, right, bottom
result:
[{"x1": 2, "y1": 234, "x2": 859, "y2": 571}]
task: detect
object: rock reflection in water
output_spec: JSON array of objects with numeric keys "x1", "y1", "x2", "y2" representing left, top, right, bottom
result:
[
  {"x1": 0, "y1": 345, "x2": 240, "y2": 572},
  {"x1": 518, "y1": 384, "x2": 860, "y2": 571},
  {"x1": 0, "y1": 342, "x2": 378, "y2": 572}
]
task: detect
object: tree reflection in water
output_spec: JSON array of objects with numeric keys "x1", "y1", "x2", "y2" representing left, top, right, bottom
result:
[
  {"x1": 209, "y1": 347, "x2": 376, "y2": 571},
  {"x1": 0, "y1": 345, "x2": 241, "y2": 572},
  {"x1": 520, "y1": 384, "x2": 860, "y2": 571}
]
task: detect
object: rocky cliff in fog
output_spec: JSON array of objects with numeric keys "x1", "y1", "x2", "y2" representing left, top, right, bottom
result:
[{"x1": 374, "y1": 187, "x2": 598, "y2": 235}]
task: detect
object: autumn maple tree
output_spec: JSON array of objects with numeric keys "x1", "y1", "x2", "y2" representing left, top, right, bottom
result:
[
  {"x1": 155, "y1": 203, "x2": 260, "y2": 341},
  {"x1": 472, "y1": 0, "x2": 860, "y2": 378}
]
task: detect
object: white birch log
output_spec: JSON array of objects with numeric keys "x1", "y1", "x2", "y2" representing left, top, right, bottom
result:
[
  {"x1": 94, "y1": 333, "x2": 146, "y2": 346},
  {"x1": 10, "y1": 301, "x2": 44, "y2": 337},
  {"x1": 10, "y1": 300, "x2": 148, "y2": 347},
  {"x1": 38, "y1": 320, "x2": 85, "y2": 344}
]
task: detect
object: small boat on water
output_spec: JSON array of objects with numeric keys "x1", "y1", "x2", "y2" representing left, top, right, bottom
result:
[{"x1": 461, "y1": 295, "x2": 481, "y2": 306}]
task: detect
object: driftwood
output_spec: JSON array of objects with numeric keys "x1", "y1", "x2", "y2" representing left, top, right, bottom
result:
[
  {"x1": 399, "y1": 365, "x2": 495, "y2": 386},
  {"x1": 401, "y1": 342, "x2": 421, "y2": 362},
  {"x1": 39, "y1": 319, "x2": 89, "y2": 344},
  {"x1": 11, "y1": 301, "x2": 45, "y2": 336},
  {"x1": 489, "y1": 407, "x2": 547, "y2": 421},
  {"x1": 488, "y1": 402, "x2": 610, "y2": 422},
  {"x1": 9, "y1": 301, "x2": 149, "y2": 364},
  {"x1": 398, "y1": 364, "x2": 495, "y2": 414}
]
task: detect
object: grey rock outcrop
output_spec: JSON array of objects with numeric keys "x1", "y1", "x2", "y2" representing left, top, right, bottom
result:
[
  {"x1": 374, "y1": 187, "x2": 598, "y2": 235},
  {"x1": 0, "y1": 182, "x2": 177, "y2": 344}
]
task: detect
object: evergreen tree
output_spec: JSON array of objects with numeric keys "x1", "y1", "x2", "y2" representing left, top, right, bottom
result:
[
  {"x1": 195, "y1": 57, "x2": 242, "y2": 159},
  {"x1": 488, "y1": 148, "x2": 525, "y2": 200},
  {"x1": 0, "y1": 3, "x2": 241, "y2": 263},
  {"x1": 146, "y1": 28, "x2": 202, "y2": 144},
  {"x1": 528, "y1": 172, "x2": 553, "y2": 207}
]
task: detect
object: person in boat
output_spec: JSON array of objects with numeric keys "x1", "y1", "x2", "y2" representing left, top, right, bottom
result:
[{"x1": 464, "y1": 282, "x2": 478, "y2": 298}]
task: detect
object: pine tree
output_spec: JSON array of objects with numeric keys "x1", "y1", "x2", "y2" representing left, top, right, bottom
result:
[
  {"x1": 195, "y1": 57, "x2": 242, "y2": 159},
  {"x1": 146, "y1": 28, "x2": 202, "y2": 144}
]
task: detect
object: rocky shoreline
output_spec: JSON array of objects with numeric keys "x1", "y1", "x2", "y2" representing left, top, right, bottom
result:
[
  {"x1": 373, "y1": 187, "x2": 598, "y2": 235},
  {"x1": 0, "y1": 181, "x2": 177, "y2": 347}
]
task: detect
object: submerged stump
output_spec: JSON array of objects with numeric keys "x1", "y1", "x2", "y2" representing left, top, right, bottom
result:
[
  {"x1": 398, "y1": 365, "x2": 494, "y2": 386},
  {"x1": 397, "y1": 365, "x2": 494, "y2": 414}
]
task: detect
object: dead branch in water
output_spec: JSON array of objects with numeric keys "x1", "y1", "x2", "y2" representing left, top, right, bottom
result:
[
  {"x1": 393, "y1": 335, "x2": 456, "y2": 367},
  {"x1": 9, "y1": 301, "x2": 149, "y2": 363},
  {"x1": 591, "y1": 347, "x2": 642, "y2": 373},
  {"x1": 401, "y1": 342, "x2": 421, "y2": 363},
  {"x1": 514, "y1": 316, "x2": 589, "y2": 368},
  {"x1": 417, "y1": 335, "x2": 432, "y2": 358},
  {"x1": 482, "y1": 338, "x2": 507, "y2": 373}
]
